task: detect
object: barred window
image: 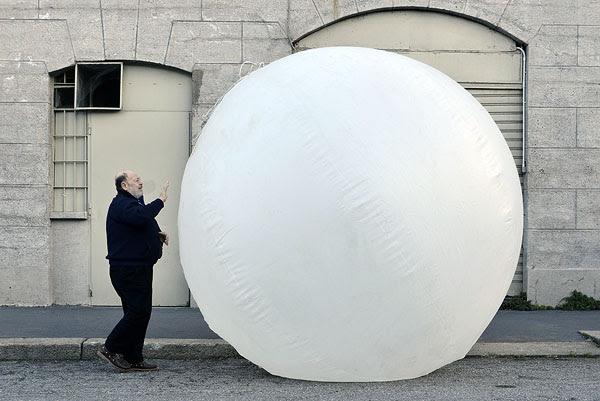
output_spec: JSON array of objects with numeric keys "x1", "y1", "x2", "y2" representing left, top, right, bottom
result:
[
  {"x1": 50, "y1": 63, "x2": 122, "y2": 218},
  {"x1": 51, "y1": 69, "x2": 88, "y2": 219}
]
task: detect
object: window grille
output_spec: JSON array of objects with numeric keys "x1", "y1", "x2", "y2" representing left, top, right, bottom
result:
[{"x1": 51, "y1": 69, "x2": 89, "y2": 218}]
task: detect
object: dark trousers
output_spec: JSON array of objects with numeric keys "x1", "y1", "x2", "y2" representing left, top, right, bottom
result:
[{"x1": 105, "y1": 265, "x2": 153, "y2": 364}]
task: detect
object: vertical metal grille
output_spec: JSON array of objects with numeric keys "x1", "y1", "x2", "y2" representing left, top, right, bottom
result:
[
  {"x1": 52, "y1": 110, "x2": 88, "y2": 213},
  {"x1": 463, "y1": 83, "x2": 524, "y2": 295}
]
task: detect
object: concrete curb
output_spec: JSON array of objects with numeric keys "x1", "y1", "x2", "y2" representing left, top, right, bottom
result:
[
  {"x1": 467, "y1": 341, "x2": 600, "y2": 357},
  {"x1": 82, "y1": 338, "x2": 241, "y2": 360},
  {"x1": 0, "y1": 338, "x2": 85, "y2": 360},
  {"x1": 1, "y1": 338, "x2": 599, "y2": 361},
  {"x1": 0, "y1": 338, "x2": 240, "y2": 361},
  {"x1": 578, "y1": 331, "x2": 600, "y2": 346}
]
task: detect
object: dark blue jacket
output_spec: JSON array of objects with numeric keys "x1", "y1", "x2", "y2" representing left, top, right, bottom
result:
[{"x1": 106, "y1": 188, "x2": 164, "y2": 267}]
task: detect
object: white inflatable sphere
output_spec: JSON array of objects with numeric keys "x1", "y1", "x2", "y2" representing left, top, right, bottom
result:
[{"x1": 178, "y1": 47, "x2": 523, "y2": 382}]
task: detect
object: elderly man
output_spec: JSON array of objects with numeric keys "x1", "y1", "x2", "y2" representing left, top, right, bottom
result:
[{"x1": 97, "y1": 170, "x2": 169, "y2": 372}]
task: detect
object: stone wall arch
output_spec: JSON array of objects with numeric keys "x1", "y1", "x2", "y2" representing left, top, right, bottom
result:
[{"x1": 289, "y1": 1, "x2": 537, "y2": 46}]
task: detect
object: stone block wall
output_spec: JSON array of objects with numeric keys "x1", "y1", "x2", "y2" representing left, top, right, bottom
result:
[
  {"x1": 0, "y1": 59, "x2": 52, "y2": 305},
  {"x1": 1, "y1": 0, "x2": 599, "y2": 305},
  {"x1": 520, "y1": 2, "x2": 600, "y2": 305}
]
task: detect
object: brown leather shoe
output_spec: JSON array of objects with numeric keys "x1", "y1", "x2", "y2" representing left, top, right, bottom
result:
[
  {"x1": 129, "y1": 360, "x2": 158, "y2": 371},
  {"x1": 97, "y1": 345, "x2": 131, "y2": 372}
]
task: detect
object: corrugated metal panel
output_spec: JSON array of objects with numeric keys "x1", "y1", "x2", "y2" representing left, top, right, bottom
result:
[{"x1": 463, "y1": 83, "x2": 524, "y2": 295}]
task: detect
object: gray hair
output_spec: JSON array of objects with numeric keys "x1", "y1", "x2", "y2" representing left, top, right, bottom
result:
[{"x1": 115, "y1": 171, "x2": 128, "y2": 191}]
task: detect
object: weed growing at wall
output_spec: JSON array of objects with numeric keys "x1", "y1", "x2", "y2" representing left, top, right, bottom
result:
[
  {"x1": 500, "y1": 293, "x2": 546, "y2": 310},
  {"x1": 556, "y1": 290, "x2": 600, "y2": 310},
  {"x1": 501, "y1": 291, "x2": 600, "y2": 311}
]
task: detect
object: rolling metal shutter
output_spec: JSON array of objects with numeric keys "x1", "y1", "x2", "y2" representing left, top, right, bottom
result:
[{"x1": 464, "y1": 83, "x2": 524, "y2": 295}]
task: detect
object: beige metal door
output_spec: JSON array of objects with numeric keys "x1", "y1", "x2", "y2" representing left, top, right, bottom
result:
[
  {"x1": 296, "y1": 10, "x2": 525, "y2": 295},
  {"x1": 89, "y1": 65, "x2": 191, "y2": 306}
]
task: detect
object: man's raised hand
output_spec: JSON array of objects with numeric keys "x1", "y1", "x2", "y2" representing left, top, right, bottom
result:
[{"x1": 159, "y1": 180, "x2": 169, "y2": 203}]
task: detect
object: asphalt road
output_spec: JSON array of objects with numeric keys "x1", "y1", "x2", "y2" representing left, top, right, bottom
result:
[{"x1": 1, "y1": 357, "x2": 599, "y2": 400}]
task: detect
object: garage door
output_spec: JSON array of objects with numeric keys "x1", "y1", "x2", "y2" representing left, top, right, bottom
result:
[{"x1": 296, "y1": 10, "x2": 525, "y2": 295}]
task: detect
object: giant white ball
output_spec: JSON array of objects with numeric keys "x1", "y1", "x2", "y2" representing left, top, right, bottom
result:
[{"x1": 178, "y1": 47, "x2": 523, "y2": 381}]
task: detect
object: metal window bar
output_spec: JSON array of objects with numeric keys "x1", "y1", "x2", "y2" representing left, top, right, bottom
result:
[
  {"x1": 53, "y1": 107, "x2": 89, "y2": 214},
  {"x1": 62, "y1": 110, "x2": 66, "y2": 211},
  {"x1": 73, "y1": 111, "x2": 76, "y2": 212}
]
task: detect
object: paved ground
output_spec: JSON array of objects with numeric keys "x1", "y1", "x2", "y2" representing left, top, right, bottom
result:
[
  {"x1": 2, "y1": 307, "x2": 600, "y2": 342},
  {"x1": 1, "y1": 358, "x2": 599, "y2": 401},
  {"x1": 3, "y1": 307, "x2": 600, "y2": 399},
  {"x1": 2, "y1": 307, "x2": 600, "y2": 361},
  {"x1": 0, "y1": 306, "x2": 218, "y2": 339},
  {"x1": 480, "y1": 310, "x2": 600, "y2": 342}
]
